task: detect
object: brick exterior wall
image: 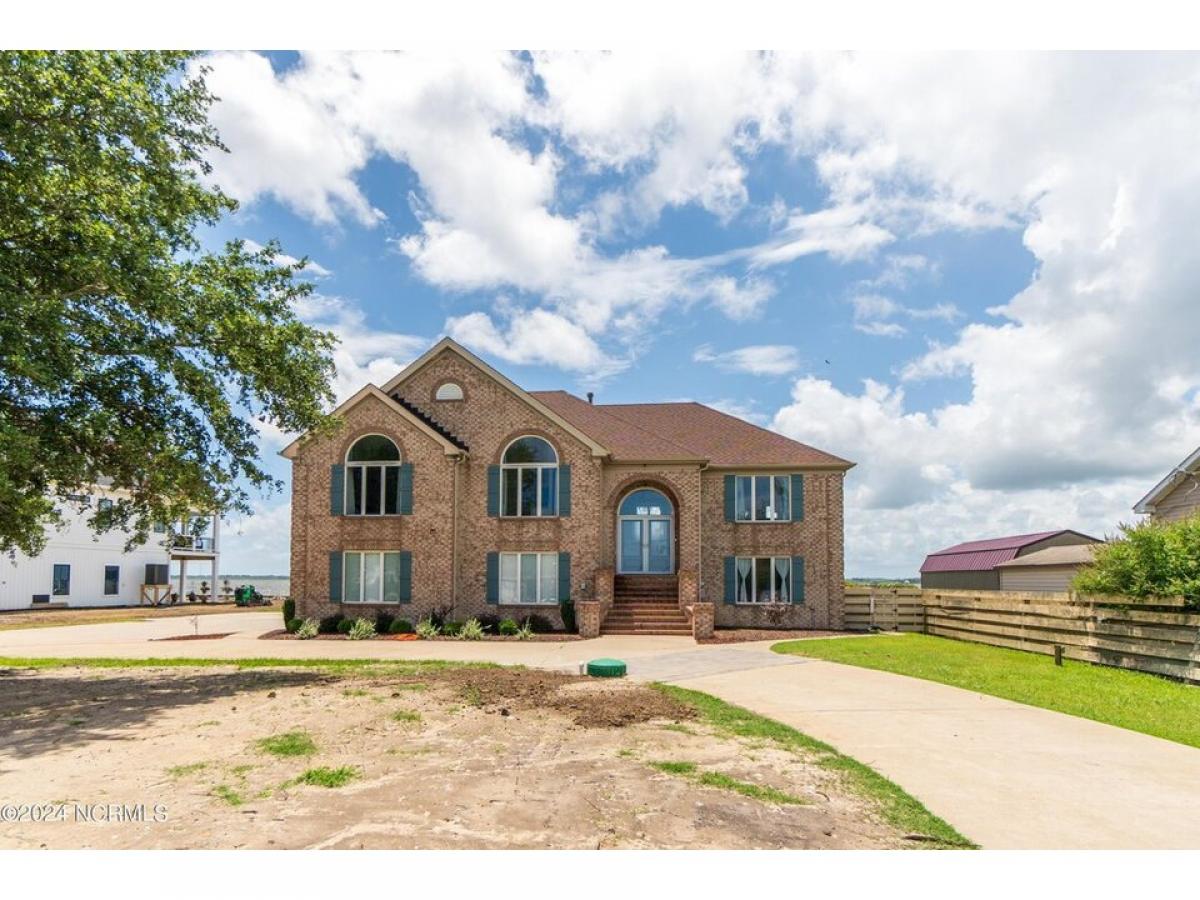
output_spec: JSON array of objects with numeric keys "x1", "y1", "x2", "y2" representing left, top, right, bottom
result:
[{"x1": 289, "y1": 346, "x2": 847, "y2": 632}]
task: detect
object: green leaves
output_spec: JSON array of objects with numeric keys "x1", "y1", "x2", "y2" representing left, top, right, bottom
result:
[
  {"x1": 0, "y1": 52, "x2": 336, "y2": 555},
  {"x1": 1073, "y1": 515, "x2": 1200, "y2": 603}
]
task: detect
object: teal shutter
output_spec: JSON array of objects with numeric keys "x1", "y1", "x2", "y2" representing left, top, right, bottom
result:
[
  {"x1": 330, "y1": 464, "x2": 345, "y2": 515},
  {"x1": 398, "y1": 463, "x2": 413, "y2": 515},
  {"x1": 329, "y1": 551, "x2": 343, "y2": 603},
  {"x1": 723, "y1": 556, "x2": 736, "y2": 604},
  {"x1": 724, "y1": 475, "x2": 735, "y2": 522},
  {"x1": 486, "y1": 552, "x2": 499, "y2": 604},
  {"x1": 398, "y1": 551, "x2": 412, "y2": 603},
  {"x1": 791, "y1": 556, "x2": 805, "y2": 603},
  {"x1": 558, "y1": 552, "x2": 571, "y2": 601},
  {"x1": 790, "y1": 473, "x2": 804, "y2": 521},
  {"x1": 558, "y1": 465, "x2": 571, "y2": 516},
  {"x1": 487, "y1": 466, "x2": 500, "y2": 517}
]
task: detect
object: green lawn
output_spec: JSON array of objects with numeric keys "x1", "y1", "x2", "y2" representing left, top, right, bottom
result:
[{"x1": 773, "y1": 634, "x2": 1200, "y2": 749}]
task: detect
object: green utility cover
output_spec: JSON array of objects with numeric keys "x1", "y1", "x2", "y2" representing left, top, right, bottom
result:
[{"x1": 587, "y1": 658, "x2": 627, "y2": 678}]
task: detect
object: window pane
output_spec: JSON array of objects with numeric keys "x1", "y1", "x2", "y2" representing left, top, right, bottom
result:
[
  {"x1": 773, "y1": 476, "x2": 790, "y2": 521},
  {"x1": 520, "y1": 554, "x2": 538, "y2": 603},
  {"x1": 620, "y1": 520, "x2": 643, "y2": 572},
  {"x1": 503, "y1": 437, "x2": 556, "y2": 464},
  {"x1": 774, "y1": 557, "x2": 791, "y2": 602},
  {"x1": 383, "y1": 553, "x2": 402, "y2": 602},
  {"x1": 540, "y1": 466, "x2": 557, "y2": 516},
  {"x1": 754, "y1": 476, "x2": 771, "y2": 521},
  {"x1": 52, "y1": 564, "x2": 70, "y2": 595},
  {"x1": 500, "y1": 554, "x2": 519, "y2": 604},
  {"x1": 384, "y1": 466, "x2": 399, "y2": 515},
  {"x1": 363, "y1": 553, "x2": 382, "y2": 603},
  {"x1": 755, "y1": 557, "x2": 771, "y2": 602},
  {"x1": 735, "y1": 477, "x2": 752, "y2": 521},
  {"x1": 540, "y1": 553, "x2": 557, "y2": 603},
  {"x1": 520, "y1": 468, "x2": 537, "y2": 516},
  {"x1": 104, "y1": 565, "x2": 119, "y2": 595},
  {"x1": 344, "y1": 553, "x2": 361, "y2": 602},
  {"x1": 619, "y1": 489, "x2": 672, "y2": 516},
  {"x1": 736, "y1": 558, "x2": 753, "y2": 603},
  {"x1": 365, "y1": 466, "x2": 382, "y2": 515},
  {"x1": 348, "y1": 435, "x2": 400, "y2": 462},
  {"x1": 349, "y1": 466, "x2": 363, "y2": 515},
  {"x1": 502, "y1": 468, "x2": 519, "y2": 516}
]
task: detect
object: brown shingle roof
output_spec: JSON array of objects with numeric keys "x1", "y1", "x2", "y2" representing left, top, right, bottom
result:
[{"x1": 531, "y1": 391, "x2": 854, "y2": 468}]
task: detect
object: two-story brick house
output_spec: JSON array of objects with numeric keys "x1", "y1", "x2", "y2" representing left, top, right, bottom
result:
[{"x1": 283, "y1": 338, "x2": 854, "y2": 638}]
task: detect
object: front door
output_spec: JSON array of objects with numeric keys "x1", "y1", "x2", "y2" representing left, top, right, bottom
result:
[{"x1": 617, "y1": 488, "x2": 674, "y2": 574}]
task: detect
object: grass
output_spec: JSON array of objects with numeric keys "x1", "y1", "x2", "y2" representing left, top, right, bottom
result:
[
  {"x1": 0, "y1": 656, "x2": 500, "y2": 675},
  {"x1": 166, "y1": 762, "x2": 208, "y2": 778},
  {"x1": 291, "y1": 766, "x2": 359, "y2": 788},
  {"x1": 655, "y1": 684, "x2": 973, "y2": 849},
  {"x1": 650, "y1": 760, "x2": 696, "y2": 775},
  {"x1": 390, "y1": 709, "x2": 422, "y2": 723},
  {"x1": 649, "y1": 760, "x2": 806, "y2": 805},
  {"x1": 211, "y1": 784, "x2": 244, "y2": 807},
  {"x1": 773, "y1": 633, "x2": 1200, "y2": 750},
  {"x1": 256, "y1": 730, "x2": 317, "y2": 757}
]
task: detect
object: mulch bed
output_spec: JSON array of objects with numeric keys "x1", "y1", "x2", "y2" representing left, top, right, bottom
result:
[
  {"x1": 152, "y1": 633, "x2": 235, "y2": 642},
  {"x1": 698, "y1": 628, "x2": 843, "y2": 644},
  {"x1": 259, "y1": 629, "x2": 580, "y2": 642}
]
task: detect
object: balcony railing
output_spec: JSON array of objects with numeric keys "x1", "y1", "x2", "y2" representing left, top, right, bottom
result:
[{"x1": 170, "y1": 535, "x2": 216, "y2": 552}]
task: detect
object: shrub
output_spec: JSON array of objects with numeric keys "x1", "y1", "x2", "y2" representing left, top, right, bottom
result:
[
  {"x1": 441, "y1": 620, "x2": 463, "y2": 637},
  {"x1": 375, "y1": 611, "x2": 395, "y2": 634},
  {"x1": 498, "y1": 618, "x2": 519, "y2": 636},
  {"x1": 429, "y1": 605, "x2": 453, "y2": 627},
  {"x1": 282, "y1": 597, "x2": 296, "y2": 626},
  {"x1": 515, "y1": 621, "x2": 535, "y2": 641},
  {"x1": 460, "y1": 618, "x2": 485, "y2": 640},
  {"x1": 389, "y1": 618, "x2": 414, "y2": 635},
  {"x1": 318, "y1": 614, "x2": 343, "y2": 635},
  {"x1": 347, "y1": 618, "x2": 376, "y2": 640},
  {"x1": 475, "y1": 613, "x2": 501, "y2": 633},
  {"x1": 415, "y1": 618, "x2": 440, "y2": 639},
  {"x1": 296, "y1": 618, "x2": 319, "y2": 640},
  {"x1": 337, "y1": 618, "x2": 354, "y2": 635},
  {"x1": 559, "y1": 599, "x2": 576, "y2": 633},
  {"x1": 1073, "y1": 515, "x2": 1200, "y2": 605},
  {"x1": 524, "y1": 613, "x2": 554, "y2": 634},
  {"x1": 285, "y1": 617, "x2": 303, "y2": 634}
]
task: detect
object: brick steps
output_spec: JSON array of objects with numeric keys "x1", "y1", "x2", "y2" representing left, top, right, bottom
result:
[{"x1": 603, "y1": 574, "x2": 689, "y2": 636}]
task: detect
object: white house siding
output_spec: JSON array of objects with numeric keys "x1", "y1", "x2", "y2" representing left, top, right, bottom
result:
[
  {"x1": 998, "y1": 565, "x2": 1081, "y2": 593},
  {"x1": 1152, "y1": 474, "x2": 1200, "y2": 523},
  {"x1": 0, "y1": 500, "x2": 169, "y2": 610}
]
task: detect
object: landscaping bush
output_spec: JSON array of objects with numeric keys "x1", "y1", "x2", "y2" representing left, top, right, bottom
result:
[
  {"x1": 296, "y1": 618, "x2": 319, "y2": 640},
  {"x1": 415, "y1": 618, "x2": 440, "y2": 639},
  {"x1": 429, "y1": 605, "x2": 453, "y2": 628},
  {"x1": 523, "y1": 613, "x2": 554, "y2": 634},
  {"x1": 374, "y1": 611, "x2": 395, "y2": 634},
  {"x1": 460, "y1": 618, "x2": 485, "y2": 640},
  {"x1": 318, "y1": 614, "x2": 343, "y2": 635},
  {"x1": 498, "y1": 618, "x2": 519, "y2": 636},
  {"x1": 347, "y1": 618, "x2": 376, "y2": 640},
  {"x1": 1073, "y1": 514, "x2": 1200, "y2": 605},
  {"x1": 441, "y1": 620, "x2": 463, "y2": 637},
  {"x1": 337, "y1": 618, "x2": 354, "y2": 635},
  {"x1": 559, "y1": 599, "x2": 576, "y2": 634},
  {"x1": 389, "y1": 618, "x2": 414, "y2": 635},
  {"x1": 282, "y1": 597, "x2": 295, "y2": 627},
  {"x1": 285, "y1": 617, "x2": 302, "y2": 634},
  {"x1": 515, "y1": 621, "x2": 534, "y2": 641}
]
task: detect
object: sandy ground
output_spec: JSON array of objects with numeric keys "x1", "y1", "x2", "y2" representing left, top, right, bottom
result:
[
  {"x1": 0, "y1": 664, "x2": 912, "y2": 850},
  {"x1": 0, "y1": 604, "x2": 265, "y2": 632}
]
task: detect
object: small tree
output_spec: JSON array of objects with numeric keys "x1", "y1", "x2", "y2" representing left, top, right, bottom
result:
[{"x1": 1073, "y1": 515, "x2": 1200, "y2": 604}]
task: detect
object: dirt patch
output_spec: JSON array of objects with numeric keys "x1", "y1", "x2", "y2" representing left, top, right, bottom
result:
[
  {"x1": 700, "y1": 629, "x2": 844, "y2": 644},
  {"x1": 0, "y1": 604, "x2": 263, "y2": 632},
  {"x1": 0, "y1": 664, "x2": 917, "y2": 849},
  {"x1": 152, "y1": 633, "x2": 235, "y2": 642}
]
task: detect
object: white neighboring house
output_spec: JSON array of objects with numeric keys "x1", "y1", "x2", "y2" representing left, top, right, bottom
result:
[{"x1": 0, "y1": 488, "x2": 220, "y2": 611}]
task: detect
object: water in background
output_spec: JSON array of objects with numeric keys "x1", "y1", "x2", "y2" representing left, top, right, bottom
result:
[{"x1": 185, "y1": 576, "x2": 290, "y2": 598}]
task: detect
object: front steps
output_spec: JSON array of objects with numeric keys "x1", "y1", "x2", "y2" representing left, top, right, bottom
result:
[{"x1": 601, "y1": 575, "x2": 691, "y2": 636}]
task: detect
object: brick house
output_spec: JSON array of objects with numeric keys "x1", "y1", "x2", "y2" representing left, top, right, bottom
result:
[{"x1": 282, "y1": 338, "x2": 854, "y2": 638}]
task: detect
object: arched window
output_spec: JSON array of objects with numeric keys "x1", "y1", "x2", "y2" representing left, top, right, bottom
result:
[
  {"x1": 501, "y1": 436, "x2": 558, "y2": 517},
  {"x1": 435, "y1": 382, "x2": 464, "y2": 401},
  {"x1": 346, "y1": 435, "x2": 402, "y2": 516},
  {"x1": 619, "y1": 488, "x2": 673, "y2": 516}
]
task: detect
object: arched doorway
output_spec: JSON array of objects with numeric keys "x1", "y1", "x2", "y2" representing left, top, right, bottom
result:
[{"x1": 617, "y1": 488, "x2": 674, "y2": 574}]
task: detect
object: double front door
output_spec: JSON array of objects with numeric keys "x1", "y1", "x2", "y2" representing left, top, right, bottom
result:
[{"x1": 617, "y1": 488, "x2": 674, "y2": 574}]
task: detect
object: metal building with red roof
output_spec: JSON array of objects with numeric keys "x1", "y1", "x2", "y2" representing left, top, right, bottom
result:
[{"x1": 919, "y1": 529, "x2": 1101, "y2": 590}]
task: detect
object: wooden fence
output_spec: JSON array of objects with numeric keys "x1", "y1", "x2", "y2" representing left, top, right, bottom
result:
[{"x1": 845, "y1": 587, "x2": 1200, "y2": 683}]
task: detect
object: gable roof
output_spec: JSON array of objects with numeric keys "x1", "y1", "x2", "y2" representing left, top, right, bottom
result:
[
  {"x1": 920, "y1": 530, "x2": 1101, "y2": 574},
  {"x1": 278, "y1": 385, "x2": 466, "y2": 460},
  {"x1": 381, "y1": 338, "x2": 610, "y2": 458},
  {"x1": 534, "y1": 392, "x2": 854, "y2": 469},
  {"x1": 1134, "y1": 445, "x2": 1200, "y2": 514},
  {"x1": 995, "y1": 544, "x2": 1100, "y2": 568}
]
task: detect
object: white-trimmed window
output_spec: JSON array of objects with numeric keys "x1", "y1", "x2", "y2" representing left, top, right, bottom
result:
[
  {"x1": 343, "y1": 551, "x2": 406, "y2": 603},
  {"x1": 346, "y1": 435, "x2": 402, "y2": 516},
  {"x1": 734, "y1": 556, "x2": 792, "y2": 603},
  {"x1": 734, "y1": 475, "x2": 790, "y2": 522},
  {"x1": 499, "y1": 552, "x2": 558, "y2": 604},
  {"x1": 434, "y1": 381, "x2": 464, "y2": 401},
  {"x1": 501, "y1": 436, "x2": 558, "y2": 517}
]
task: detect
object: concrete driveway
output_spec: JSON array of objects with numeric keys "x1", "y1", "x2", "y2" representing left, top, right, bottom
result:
[{"x1": 2, "y1": 613, "x2": 1199, "y2": 848}]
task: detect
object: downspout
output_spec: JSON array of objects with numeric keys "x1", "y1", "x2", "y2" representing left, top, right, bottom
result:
[{"x1": 451, "y1": 454, "x2": 462, "y2": 609}]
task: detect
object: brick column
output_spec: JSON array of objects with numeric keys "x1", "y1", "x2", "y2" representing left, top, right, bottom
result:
[
  {"x1": 677, "y1": 569, "x2": 698, "y2": 610},
  {"x1": 690, "y1": 602, "x2": 714, "y2": 640},
  {"x1": 577, "y1": 601, "x2": 601, "y2": 638}
]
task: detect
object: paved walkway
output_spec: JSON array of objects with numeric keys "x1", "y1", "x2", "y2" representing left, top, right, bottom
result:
[{"x1": 2, "y1": 612, "x2": 1200, "y2": 848}]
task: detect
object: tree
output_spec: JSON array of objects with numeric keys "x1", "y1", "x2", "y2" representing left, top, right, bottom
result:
[
  {"x1": 1072, "y1": 515, "x2": 1200, "y2": 604},
  {"x1": 0, "y1": 51, "x2": 336, "y2": 555}
]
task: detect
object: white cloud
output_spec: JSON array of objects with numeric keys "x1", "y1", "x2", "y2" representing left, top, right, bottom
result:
[
  {"x1": 693, "y1": 344, "x2": 801, "y2": 376},
  {"x1": 445, "y1": 307, "x2": 624, "y2": 377},
  {"x1": 848, "y1": 292, "x2": 961, "y2": 337}
]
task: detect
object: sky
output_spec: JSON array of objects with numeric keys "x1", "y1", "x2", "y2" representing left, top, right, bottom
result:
[{"x1": 198, "y1": 50, "x2": 1200, "y2": 578}]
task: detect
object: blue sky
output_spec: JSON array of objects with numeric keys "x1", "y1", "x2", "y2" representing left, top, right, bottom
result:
[{"x1": 199, "y1": 51, "x2": 1200, "y2": 577}]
